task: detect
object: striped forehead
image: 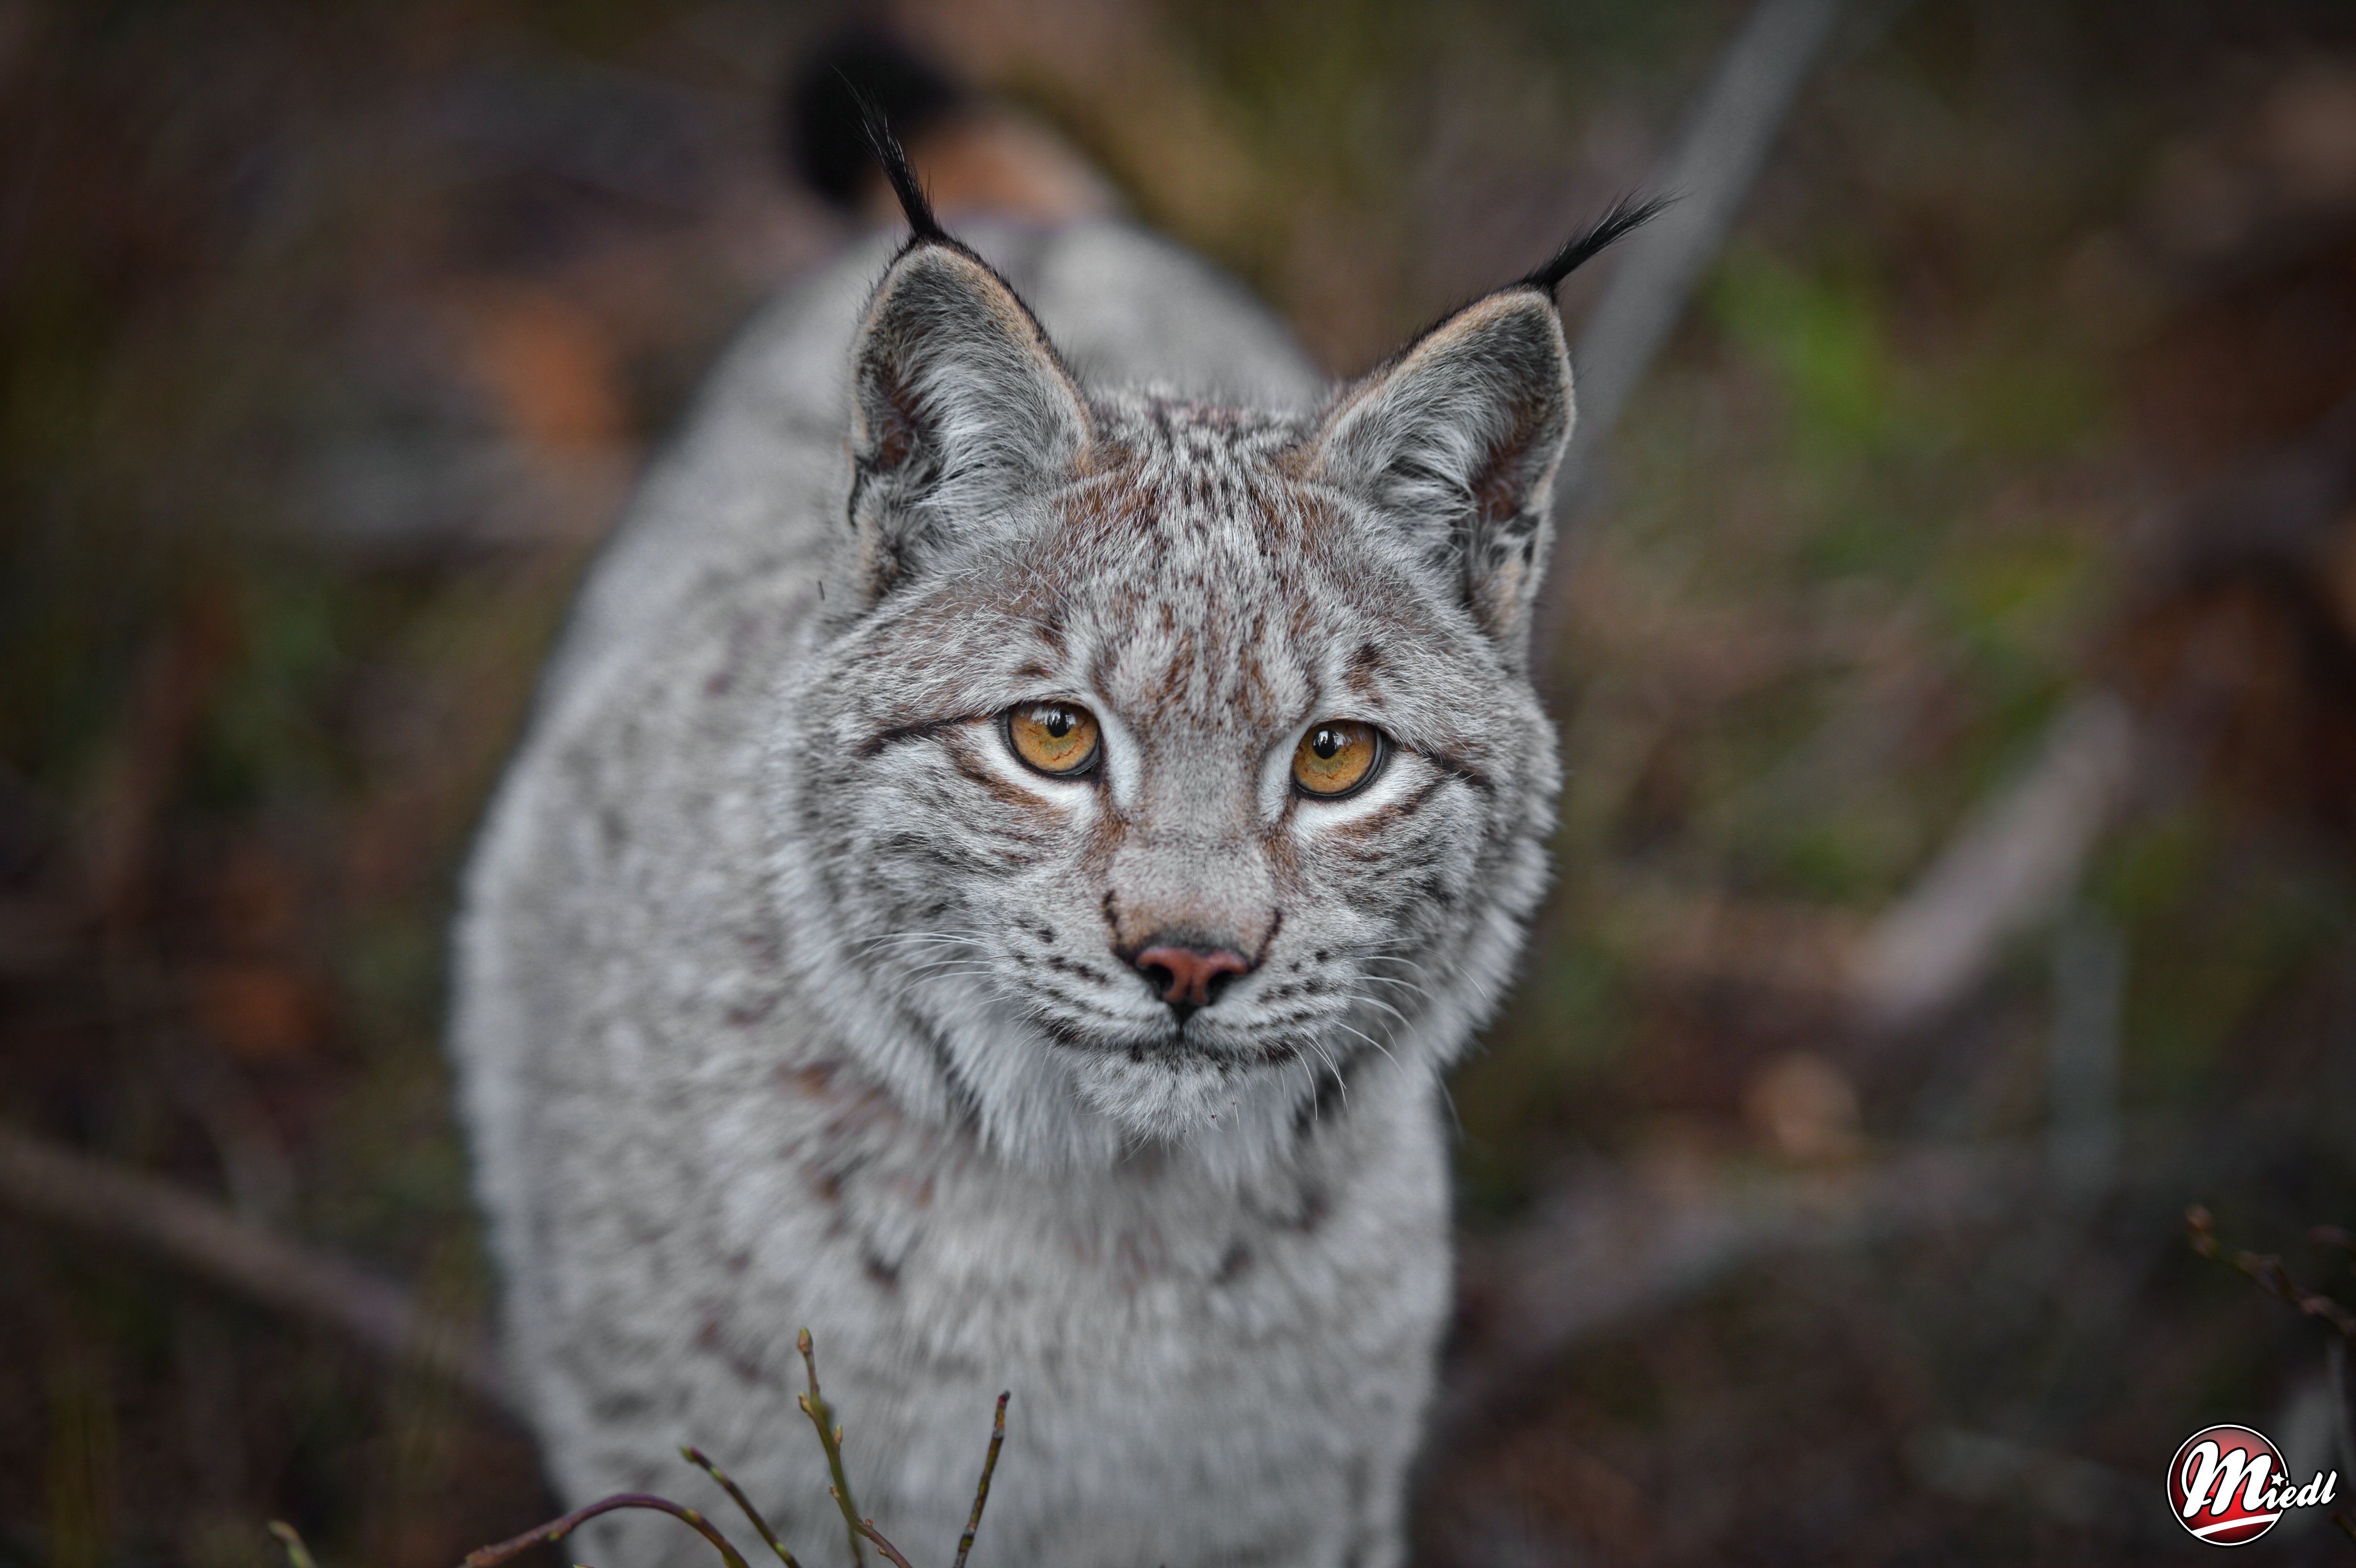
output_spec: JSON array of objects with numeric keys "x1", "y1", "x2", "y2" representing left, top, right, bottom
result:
[
  {"x1": 1114, "y1": 396, "x2": 1301, "y2": 470},
  {"x1": 1059, "y1": 398, "x2": 1324, "y2": 731}
]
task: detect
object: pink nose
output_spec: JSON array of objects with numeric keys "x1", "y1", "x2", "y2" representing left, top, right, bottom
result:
[{"x1": 1133, "y1": 945, "x2": 1252, "y2": 1008}]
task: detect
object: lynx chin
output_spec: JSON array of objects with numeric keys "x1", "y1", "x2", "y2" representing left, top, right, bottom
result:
[{"x1": 451, "y1": 116, "x2": 1653, "y2": 1568}]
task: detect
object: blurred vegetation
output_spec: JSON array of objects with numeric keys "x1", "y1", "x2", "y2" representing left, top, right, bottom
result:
[{"x1": 6, "y1": 0, "x2": 2356, "y2": 1564}]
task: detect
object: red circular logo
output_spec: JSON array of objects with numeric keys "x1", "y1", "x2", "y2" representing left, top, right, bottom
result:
[{"x1": 2170, "y1": 1426, "x2": 2285, "y2": 1546}]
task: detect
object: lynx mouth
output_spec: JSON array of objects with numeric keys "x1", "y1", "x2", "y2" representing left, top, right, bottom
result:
[{"x1": 1033, "y1": 1010, "x2": 1305, "y2": 1069}]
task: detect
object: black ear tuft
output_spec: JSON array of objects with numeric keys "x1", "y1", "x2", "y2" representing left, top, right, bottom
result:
[
  {"x1": 786, "y1": 29, "x2": 964, "y2": 208},
  {"x1": 1519, "y1": 193, "x2": 1673, "y2": 295},
  {"x1": 843, "y1": 78, "x2": 950, "y2": 245}
]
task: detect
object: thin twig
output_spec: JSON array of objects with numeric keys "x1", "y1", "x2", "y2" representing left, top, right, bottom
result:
[
  {"x1": 845, "y1": 1512, "x2": 917, "y2": 1568},
  {"x1": 798, "y1": 1328, "x2": 868, "y2": 1568},
  {"x1": 461, "y1": 1494, "x2": 751, "y2": 1568},
  {"x1": 266, "y1": 1521, "x2": 317, "y2": 1568},
  {"x1": 2187, "y1": 1207, "x2": 2356, "y2": 1339},
  {"x1": 682, "y1": 1446, "x2": 802, "y2": 1568},
  {"x1": 952, "y1": 1394, "x2": 1009, "y2": 1568}
]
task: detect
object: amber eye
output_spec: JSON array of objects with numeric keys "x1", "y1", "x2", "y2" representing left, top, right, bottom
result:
[
  {"x1": 1005, "y1": 702, "x2": 1102, "y2": 776},
  {"x1": 1291, "y1": 719, "x2": 1384, "y2": 797}
]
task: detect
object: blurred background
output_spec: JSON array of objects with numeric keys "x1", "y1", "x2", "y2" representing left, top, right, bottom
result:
[{"x1": 7, "y1": 0, "x2": 2356, "y2": 1563}]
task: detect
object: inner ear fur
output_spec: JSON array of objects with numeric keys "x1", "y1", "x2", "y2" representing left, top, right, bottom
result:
[
  {"x1": 1306, "y1": 290, "x2": 1574, "y2": 647},
  {"x1": 847, "y1": 241, "x2": 1093, "y2": 600}
]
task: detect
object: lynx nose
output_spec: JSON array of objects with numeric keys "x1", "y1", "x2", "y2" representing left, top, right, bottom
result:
[{"x1": 1132, "y1": 942, "x2": 1253, "y2": 1012}]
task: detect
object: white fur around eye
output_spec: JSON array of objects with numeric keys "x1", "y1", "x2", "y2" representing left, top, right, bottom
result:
[
  {"x1": 1087, "y1": 701, "x2": 1143, "y2": 810},
  {"x1": 1293, "y1": 746, "x2": 1412, "y2": 819}
]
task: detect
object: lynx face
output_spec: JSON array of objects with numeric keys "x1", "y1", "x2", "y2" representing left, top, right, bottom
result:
[{"x1": 769, "y1": 243, "x2": 1571, "y2": 1173}]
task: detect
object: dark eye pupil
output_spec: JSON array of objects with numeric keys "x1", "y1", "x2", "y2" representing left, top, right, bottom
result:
[
  {"x1": 1044, "y1": 711, "x2": 1072, "y2": 738},
  {"x1": 1313, "y1": 730, "x2": 1342, "y2": 760}
]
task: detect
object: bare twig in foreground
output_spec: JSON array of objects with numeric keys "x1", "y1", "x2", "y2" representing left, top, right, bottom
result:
[
  {"x1": 798, "y1": 1327, "x2": 868, "y2": 1568},
  {"x1": 683, "y1": 1447, "x2": 803, "y2": 1568},
  {"x1": 265, "y1": 1522, "x2": 317, "y2": 1568},
  {"x1": 834, "y1": 1385, "x2": 1010, "y2": 1568},
  {"x1": 428, "y1": 1348, "x2": 1010, "y2": 1568},
  {"x1": 461, "y1": 1494, "x2": 752, "y2": 1568},
  {"x1": 952, "y1": 1394, "x2": 1008, "y2": 1568},
  {"x1": 10, "y1": 1122, "x2": 1016, "y2": 1568},
  {"x1": 0, "y1": 1122, "x2": 510, "y2": 1411},
  {"x1": 846, "y1": 1511, "x2": 916, "y2": 1568},
  {"x1": 2186, "y1": 1206, "x2": 2356, "y2": 1340}
]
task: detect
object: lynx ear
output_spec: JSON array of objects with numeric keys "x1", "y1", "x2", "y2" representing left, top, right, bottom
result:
[
  {"x1": 845, "y1": 241, "x2": 1092, "y2": 599},
  {"x1": 1307, "y1": 291, "x2": 1573, "y2": 647}
]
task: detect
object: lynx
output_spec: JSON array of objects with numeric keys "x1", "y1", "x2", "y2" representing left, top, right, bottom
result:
[{"x1": 451, "y1": 114, "x2": 1649, "y2": 1568}]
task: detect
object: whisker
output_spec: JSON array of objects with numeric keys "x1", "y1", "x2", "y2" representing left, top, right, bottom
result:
[
  {"x1": 1303, "y1": 1037, "x2": 1347, "y2": 1113},
  {"x1": 900, "y1": 962, "x2": 1002, "y2": 982},
  {"x1": 1328, "y1": 1017, "x2": 1400, "y2": 1071},
  {"x1": 876, "y1": 959, "x2": 1004, "y2": 1007},
  {"x1": 855, "y1": 931, "x2": 989, "y2": 952}
]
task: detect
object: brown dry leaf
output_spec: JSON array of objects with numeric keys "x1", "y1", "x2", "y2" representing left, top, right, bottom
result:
[
  {"x1": 190, "y1": 963, "x2": 326, "y2": 1065},
  {"x1": 1484, "y1": 1426, "x2": 1649, "y2": 1559},
  {"x1": 458, "y1": 288, "x2": 627, "y2": 453},
  {"x1": 2257, "y1": 62, "x2": 2356, "y2": 206},
  {"x1": 1744, "y1": 1051, "x2": 1864, "y2": 1164},
  {"x1": 212, "y1": 844, "x2": 304, "y2": 951}
]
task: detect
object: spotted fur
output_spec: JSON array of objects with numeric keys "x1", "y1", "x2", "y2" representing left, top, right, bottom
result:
[{"x1": 452, "y1": 210, "x2": 1614, "y2": 1568}]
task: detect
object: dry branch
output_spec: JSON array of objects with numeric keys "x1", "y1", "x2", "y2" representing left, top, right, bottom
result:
[
  {"x1": 1559, "y1": 0, "x2": 1849, "y2": 501},
  {"x1": 952, "y1": 1394, "x2": 1008, "y2": 1568},
  {"x1": 463, "y1": 1495, "x2": 753, "y2": 1568},
  {"x1": 264, "y1": 1521, "x2": 318, "y2": 1568},
  {"x1": 846, "y1": 1514, "x2": 917, "y2": 1568},
  {"x1": 1434, "y1": 1141, "x2": 2041, "y2": 1448},
  {"x1": 437, "y1": 1342, "x2": 1009, "y2": 1568},
  {"x1": 0, "y1": 1122, "x2": 510, "y2": 1411},
  {"x1": 1849, "y1": 390, "x2": 2356, "y2": 1033},
  {"x1": 798, "y1": 1326, "x2": 869, "y2": 1568},
  {"x1": 1848, "y1": 692, "x2": 2138, "y2": 1033},
  {"x1": 684, "y1": 1447, "x2": 803, "y2": 1568},
  {"x1": 2186, "y1": 1206, "x2": 2356, "y2": 1340}
]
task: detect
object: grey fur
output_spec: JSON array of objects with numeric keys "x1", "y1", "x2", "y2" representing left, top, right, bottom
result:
[{"x1": 452, "y1": 218, "x2": 1572, "y2": 1568}]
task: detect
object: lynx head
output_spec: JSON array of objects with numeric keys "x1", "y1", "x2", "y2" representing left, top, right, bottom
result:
[{"x1": 770, "y1": 127, "x2": 1657, "y2": 1174}]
